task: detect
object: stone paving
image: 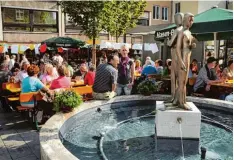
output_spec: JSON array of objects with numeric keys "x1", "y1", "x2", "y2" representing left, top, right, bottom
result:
[{"x1": 0, "y1": 108, "x2": 40, "y2": 160}]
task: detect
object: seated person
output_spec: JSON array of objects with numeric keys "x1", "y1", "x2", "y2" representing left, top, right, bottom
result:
[
  {"x1": 14, "y1": 62, "x2": 30, "y2": 83},
  {"x1": 193, "y1": 57, "x2": 223, "y2": 97},
  {"x1": 21, "y1": 64, "x2": 50, "y2": 107},
  {"x1": 41, "y1": 63, "x2": 55, "y2": 85},
  {"x1": 222, "y1": 59, "x2": 233, "y2": 80},
  {"x1": 92, "y1": 55, "x2": 119, "y2": 100},
  {"x1": 84, "y1": 65, "x2": 95, "y2": 86},
  {"x1": 155, "y1": 59, "x2": 163, "y2": 75},
  {"x1": 50, "y1": 65, "x2": 71, "y2": 90},
  {"x1": 135, "y1": 60, "x2": 142, "y2": 73},
  {"x1": 72, "y1": 63, "x2": 87, "y2": 80},
  {"x1": 141, "y1": 60, "x2": 157, "y2": 76},
  {"x1": 63, "y1": 61, "x2": 74, "y2": 77},
  {"x1": 143, "y1": 56, "x2": 154, "y2": 68},
  {"x1": 163, "y1": 60, "x2": 172, "y2": 76}
]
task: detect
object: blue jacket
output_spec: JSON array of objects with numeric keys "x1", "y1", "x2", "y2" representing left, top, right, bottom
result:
[{"x1": 141, "y1": 65, "x2": 157, "y2": 76}]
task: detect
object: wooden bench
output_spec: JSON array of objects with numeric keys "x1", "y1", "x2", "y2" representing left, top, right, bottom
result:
[
  {"x1": 16, "y1": 92, "x2": 43, "y2": 130},
  {"x1": 72, "y1": 85, "x2": 93, "y2": 101}
]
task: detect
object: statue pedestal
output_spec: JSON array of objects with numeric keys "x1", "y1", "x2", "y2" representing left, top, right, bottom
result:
[{"x1": 155, "y1": 101, "x2": 201, "y2": 154}]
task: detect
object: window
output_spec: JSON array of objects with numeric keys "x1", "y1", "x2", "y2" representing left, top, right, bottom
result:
[
  {"x1": 15, "y1": 9, "x2": 25, "y2": 21},
  {"x1": 33, "y1": 11, "x2": 57, "y2": 25},
  {"x1": 137, "y1": 11, "x2": 149, "y2": 26},
  {"x1": 65, "y1": 14, "x2": 81, "y2": 32},
  {"x1": 2, "y1": 7, "x2": 58, "y2": 32},
  {"x1": 153, "y1": 6, "x2": 160, "y2": 19},
  {"x1": 162, "y1": 7, "x2": 168, "y2": 21},
  {"x1": 137, "y1": 19, "x2": 149, "y2": 26},
  {"x1": 3, "y1": 8, "x2": 29, "y2": 24},
  {"x1": 175, "y1": 3, "x2": 180, "y2": 14}
]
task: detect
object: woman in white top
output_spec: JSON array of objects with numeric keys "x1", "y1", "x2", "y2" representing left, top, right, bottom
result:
[{"x1": 41, "y1": 64, "x2": 56, "y2": 85}]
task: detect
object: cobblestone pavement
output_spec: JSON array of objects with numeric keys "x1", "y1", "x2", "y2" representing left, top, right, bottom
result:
[{"x1": 0, "y1": 107, "x2": 40, "y2": 160}]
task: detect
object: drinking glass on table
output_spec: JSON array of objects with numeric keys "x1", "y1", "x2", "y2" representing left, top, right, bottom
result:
[{"x1": 75, "y1": 76, "x2": 81, "y2": 82}]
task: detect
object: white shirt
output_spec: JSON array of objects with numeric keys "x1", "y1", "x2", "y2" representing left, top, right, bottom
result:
[
  {"x1": 8, "y1": 59, "x2": 15, "y2": 70},
  {"x1": 53, "y1": 55, "x2": 63, "y2": 66},
  {"x1": 20, "y1": 58, "x2": 29, "y2": 67},
  {"x1": 15, "y1": 70, "x2": 28, "y2": 83}
]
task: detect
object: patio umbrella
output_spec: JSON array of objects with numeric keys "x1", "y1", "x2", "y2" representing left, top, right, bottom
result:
[
  {"x1": 41, "y1": 36, "x2": 85, "y2": 48},
  {"x1": 155, "y1": 7, "x2": 233, "y2": 41}
]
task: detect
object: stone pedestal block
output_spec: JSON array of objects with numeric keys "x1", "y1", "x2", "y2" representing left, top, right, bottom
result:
[{"x1": 155, "y1": 101, "x2": 201, "y2": 154}]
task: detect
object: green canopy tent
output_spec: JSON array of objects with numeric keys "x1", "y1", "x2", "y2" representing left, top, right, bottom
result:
[
  {"x1": 155, "y1": 7, "x2": 233, "y2": 42},
  {"x1": 41, "y1": 36, "x2": 85, "y2": 48},
  {"x1": 41, "y1": 37, "x2": 86, "y2": 61}
]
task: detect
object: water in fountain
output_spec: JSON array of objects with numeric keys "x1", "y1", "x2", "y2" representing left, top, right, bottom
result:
[
  {"x1": 61, "y1": 101, "x2": 233, "y2": 160},
  {"x1": 179, "y1": 122, "x2": 185, "y2": 160}
]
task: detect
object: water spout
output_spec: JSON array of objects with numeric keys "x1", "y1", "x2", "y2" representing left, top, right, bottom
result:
[
  {"x1": 201, "y1": 147, "x2": 207, "y2": 159},
  {"x1": 178, "y1": 118, "x2": 185, "y2": 160}
]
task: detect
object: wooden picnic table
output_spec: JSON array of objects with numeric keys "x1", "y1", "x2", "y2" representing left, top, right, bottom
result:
[
  {"x1": 210, "y1": 81, "x2": 233, "y2": 99},
  {"x1": 210, "y1": 82, "x2": 233, "y2": 88},
  {"x1": 6, "y1": 80, "x2": 85, "y2": 93},
  {"x1": 134, "y1": 72, "x2": 141, "y2": 78}
]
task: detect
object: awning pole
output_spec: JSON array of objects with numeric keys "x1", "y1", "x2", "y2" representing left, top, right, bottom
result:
[{"x1": 214, "y1": 32, "x2": 217, "y2": 58}]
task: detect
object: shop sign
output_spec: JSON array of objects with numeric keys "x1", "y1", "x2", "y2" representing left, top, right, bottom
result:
[
  {"x1": 155, "y1": 29, "x2": 175, "y2": 39},
  {"x1": 56, "y1": 43, "x2": 72, "y2": 47}
]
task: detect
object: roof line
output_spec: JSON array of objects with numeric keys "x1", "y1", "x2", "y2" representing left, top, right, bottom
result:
[{"x1": 192, "y1": 30, "x2": 233, "y2": 34}]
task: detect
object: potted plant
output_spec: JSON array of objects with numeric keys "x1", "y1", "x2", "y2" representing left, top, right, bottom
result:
[
  {"x1": 53, "y1": 90, "x2": 83, "y2": 113},
  {"x1": 137, "y1": 79, "x2": 163, "y2": 96}
]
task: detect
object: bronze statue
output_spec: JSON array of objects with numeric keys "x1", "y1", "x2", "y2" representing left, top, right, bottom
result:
[
  {"x1": 167, "y1": 13, "x2": 185, "y2": 103},
  {"x1": 174, "y1": 13, "x2": 196, "y2": 110}
]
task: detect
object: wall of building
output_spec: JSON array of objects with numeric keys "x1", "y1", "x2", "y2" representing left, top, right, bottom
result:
[
  {"x1": 1, "y1": 1, "x2": 58, "y2": 10},
  {"x1": 3, "y1": 32, "x2": 59, "y2": 43},
  {"x1": 172, "y1": 1, "x2": 198, "y2": 22},
  {"x1": 228, "y1": 1, "x2": 233, "y2": 9},
  {"x1": 146, "y1": 1, "x2": 172, "y2": 25},
  {"x1": 180, "y1": 1, "x2": 198, "y2": 15},
  {"x1": 198, "y1": 1, "x2": 226, "y2": 13}
]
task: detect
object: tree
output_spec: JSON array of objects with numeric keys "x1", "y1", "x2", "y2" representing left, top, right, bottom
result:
[
  {"x1": 102, "y1": 0, "x2": 146, "y2": 42},
  {"x1": 60, "y1": 1, "x2": 106, "y2": 66}
]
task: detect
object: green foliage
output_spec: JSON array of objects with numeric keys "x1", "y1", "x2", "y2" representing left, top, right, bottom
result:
[
  {"x1": 137, "y1": 79, "x2": 163, "y2": 95},
  {"x1": 60, "y1": 0, "x2": 146, "y2": 42},
  {"x1": 53, "y1": 90, "x2": 83, "y2": 112},
  {"x1": 60, "y1": 1, "x2": 106, "y2": 40},
  {"x1": 102, "y1": 0, "x2": 146, "y2": 41}
]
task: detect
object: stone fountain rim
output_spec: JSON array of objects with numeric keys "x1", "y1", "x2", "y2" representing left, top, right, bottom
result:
[{"x1": 39, "y1": 95, "x2": 233, "y2": 160}]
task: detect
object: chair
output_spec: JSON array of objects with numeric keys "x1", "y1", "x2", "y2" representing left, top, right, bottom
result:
[
  {"x1": 16, "y1": 92, "x2": 42, "y2": 130},
  {"x1": 72, "y1": 85, "x2": 93, "y2": 101}
]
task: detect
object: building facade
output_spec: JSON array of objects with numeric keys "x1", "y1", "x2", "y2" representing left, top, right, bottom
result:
[
  {"x1": 0, "y1": 1, "x2": 173, "y2": 45},
  {"x1": 172, "y1": 0, "x2": 232, "y2": 22}
]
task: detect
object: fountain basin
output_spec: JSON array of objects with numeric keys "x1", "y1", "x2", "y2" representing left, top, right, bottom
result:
[{"x1": 39, "y1": 95, "x2": 233, "y2": 160}]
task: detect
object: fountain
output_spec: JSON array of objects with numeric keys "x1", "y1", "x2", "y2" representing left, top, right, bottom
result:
[
  {"x1": 40, "y1": 96, "x2": 233, "y2": 160},
  {"x1": 39, "y1": 12, "x2": 233, "y2": 160}
]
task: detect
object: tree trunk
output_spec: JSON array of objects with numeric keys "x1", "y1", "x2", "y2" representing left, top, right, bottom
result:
[
  {"x1": 116, "y1": 31, "x2": 118, "y2": 43},
  {"x1": 92, "y1": 38, "x2": 96, "y2": 67},
  {"x1": 123, "y1": 33, "x2": 126, "y2": 43}
]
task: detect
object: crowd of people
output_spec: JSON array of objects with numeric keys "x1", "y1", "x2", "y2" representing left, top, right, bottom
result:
[{"x1": 0, "y1": 44, "x2": 232, "y2": 116}]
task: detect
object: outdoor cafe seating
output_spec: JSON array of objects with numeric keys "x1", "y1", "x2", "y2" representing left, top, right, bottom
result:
[{"x1": 1, "y1": 79, "x2": 93, "y2": 129}]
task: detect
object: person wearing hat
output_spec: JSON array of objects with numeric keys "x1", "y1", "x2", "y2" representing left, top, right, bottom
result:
[{"x1": 193, "y1": 57, "x2": 223, "y2": 97}]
